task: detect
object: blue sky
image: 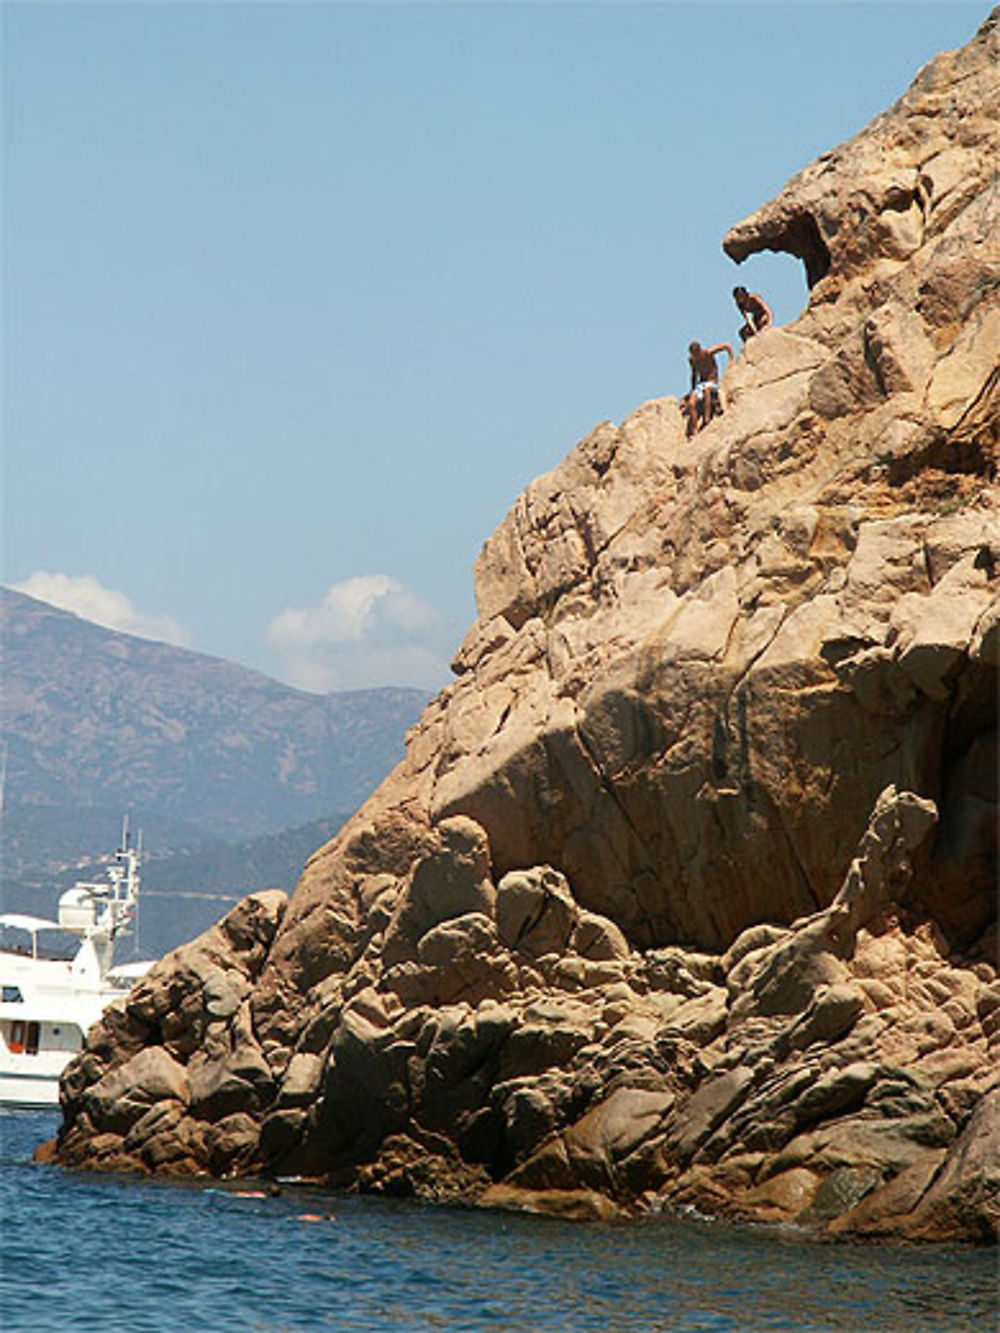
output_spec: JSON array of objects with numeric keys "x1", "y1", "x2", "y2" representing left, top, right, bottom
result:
[{"x1": 3, "y1": 1, "x2": 986, "y2": 692}]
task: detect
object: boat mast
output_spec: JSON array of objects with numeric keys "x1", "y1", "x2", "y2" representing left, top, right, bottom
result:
[{"x1": 61, "y1": 816, "x2": 143, "y2": 976}]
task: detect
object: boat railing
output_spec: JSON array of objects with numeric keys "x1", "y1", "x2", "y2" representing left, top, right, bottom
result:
[{"x1": 0, "y1": 937, "x2": 76, "y2": 963}]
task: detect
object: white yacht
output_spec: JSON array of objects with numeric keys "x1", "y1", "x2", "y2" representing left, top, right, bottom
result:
[{"x1": 0, "y1": 824, "x2": 155, "y2": 1109}]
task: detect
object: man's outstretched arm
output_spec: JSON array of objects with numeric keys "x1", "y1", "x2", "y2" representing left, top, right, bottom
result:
[{"x1": 707, "y1": 342, "x2": 735, "y2": 364}]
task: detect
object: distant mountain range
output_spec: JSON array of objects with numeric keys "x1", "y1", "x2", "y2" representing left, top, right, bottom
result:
[
  {"x1": 3, "y1": 806, "x2": 352, "y2": 959},
  {"x1": 0, "y1": 587, "x2": 431, "y2": 952}
]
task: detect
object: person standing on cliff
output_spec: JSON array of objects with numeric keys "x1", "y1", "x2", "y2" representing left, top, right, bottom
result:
[
  {"x1": 733, "y1": 286, "x2": 773, "y2": 342},
  {"x1": 685, "y1": 339, "x2": 734, "y2": 434}
]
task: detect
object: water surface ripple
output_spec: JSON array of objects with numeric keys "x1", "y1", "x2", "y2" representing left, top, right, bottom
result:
[{"x1": 3, "y1": 1112, "x2": 995, "y2": 1331}]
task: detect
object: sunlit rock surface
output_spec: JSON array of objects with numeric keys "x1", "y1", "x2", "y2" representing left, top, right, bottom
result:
[{"x1": 54, "y1": 12, "x2": 998, "y2": 1243}]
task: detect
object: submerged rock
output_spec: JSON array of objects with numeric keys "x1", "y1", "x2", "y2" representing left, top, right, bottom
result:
[{"x1": 51, "y1": 12, "x2": 998, "y2": 1242}]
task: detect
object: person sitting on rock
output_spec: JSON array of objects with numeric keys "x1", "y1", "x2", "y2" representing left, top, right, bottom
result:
[
  {"x1": 733, "y1": 286, "x2": 773, "y2": 342},
  {"x1": 685, "y1": 339, "x2": 734, "y2": 434}
]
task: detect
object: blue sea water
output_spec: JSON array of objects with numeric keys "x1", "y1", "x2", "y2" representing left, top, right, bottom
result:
[{"x1": 2, "y1": 1111, "x2": 996, "y2": 1333}]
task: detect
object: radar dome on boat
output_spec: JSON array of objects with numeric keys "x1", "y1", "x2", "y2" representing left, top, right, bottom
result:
[{"x1": 57, "y1": 887, "x2": 98, "y2": 935}]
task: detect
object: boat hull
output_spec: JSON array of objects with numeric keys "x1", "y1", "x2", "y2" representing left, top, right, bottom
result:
[
  {"x1": 1, "y1": 825, "x2": 155, "y2": 1110},
  {"x1": 0, "y1": 959, "x2": 137, "y2": 1111},
  {"x1": 0, "y1": 1066, "x2": 62, "y2": 1109}
]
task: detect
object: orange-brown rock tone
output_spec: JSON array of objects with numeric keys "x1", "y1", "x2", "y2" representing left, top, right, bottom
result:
[{"x1": 53, "y1": 12, "x2": 998, "y2": 1242}]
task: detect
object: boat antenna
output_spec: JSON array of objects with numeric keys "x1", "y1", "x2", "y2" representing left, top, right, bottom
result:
[{"x1": 133, "y1": 828, "x2": 144, "y2": 958}]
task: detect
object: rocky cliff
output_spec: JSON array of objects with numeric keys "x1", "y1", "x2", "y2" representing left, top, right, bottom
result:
[{"x1": 52, "y1": 14, "x2": 998, "y2": 1242}]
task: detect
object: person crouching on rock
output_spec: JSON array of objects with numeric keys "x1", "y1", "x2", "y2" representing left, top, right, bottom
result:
[
  {"x1": 733, "y1": 286, "x2": 773, "y2": 342},
  {"x1": 685, "y1": 339, "x2": 733, "y2": 434}
]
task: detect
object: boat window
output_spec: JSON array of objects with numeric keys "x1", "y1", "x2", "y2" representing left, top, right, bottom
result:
[
  {"x1": 2, "y1": 985, "x2": 23, "y2": 1003},
  {"x1": 9, "y1": 1020, "x2": 24, "y2": 1053},
  {"x1": 26, "y1": 1021, "x2": 40, "y2": 1055}
]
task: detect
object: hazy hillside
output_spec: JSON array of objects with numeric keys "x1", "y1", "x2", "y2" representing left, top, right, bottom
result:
[
  {"x1": 1, "y1": 587, "x2": 429, "y2": 839},
  {"x1": 0, "y1": 586, "x2": 431, "y2": 950}
]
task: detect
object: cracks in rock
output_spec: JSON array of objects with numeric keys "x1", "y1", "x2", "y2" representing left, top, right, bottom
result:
[
  {"x1": 572, "y1": 716, "x2": 659, "y2": 942},
  {"x1": 942, "y1": 361, "x2": 1000, "y2": 462},
  {"x1": 968, "y1": 598, "x2": 999, "y2": 652},
  {"x1": 884, "y1": 365, "x2": 1000, "y2": 490},
  {"x1": 905, "y1": 1133, "x2": 955, "y2": 1217},
  {"x1": 917, "y1": 536, "x2": 938, "y2": 592},
  {"x1": 763, "y1": 783, "x2": 826, "y2": 913},
  {"x1": 566, "y1": 490, "x2": 606, "y2": 575},
  {"x1": 573, "y1": 718, "x2": 639, "y2": 843},
  {"x1": 710, "y1": 714, "x2": 731, "y2": 789},
  {"x1": 862, "y1": 323, "x2": 891, "y2": 400},
  {"x1": 711, "y1": 684, "x2": 751, "y2": 800},
  {"x1": 735, "y1": 360, "x2": 825, "y2": 397},
  {"x1": 510, "y1": 895, "x2": 552, "y2": 955},
  {"x1": 971, "y1": 545, "x2": 997, "y2": 580},
  {"x1": 492, "y1": 701, "x2": 513, "y2": 739},
  {"x1": 707, "y1": 606, "x2": 789, "y2": 800}
]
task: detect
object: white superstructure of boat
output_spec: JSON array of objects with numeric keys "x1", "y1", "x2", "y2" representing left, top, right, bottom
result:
[{"x1": 0, "y1": 823, "x2": 155, "y2": 1108}]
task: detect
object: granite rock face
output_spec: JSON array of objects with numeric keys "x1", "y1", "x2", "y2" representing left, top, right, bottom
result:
[
  {"x1": 59, "y1": 892, "x2": 287, "y2": 1176},
  {"x1": 54, "y1": 14, "x2": 998, "y2": 1241}
]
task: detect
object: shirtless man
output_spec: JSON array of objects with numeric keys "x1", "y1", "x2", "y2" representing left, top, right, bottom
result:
[
  {"x1": 733, "y1": 286, "x2": 773, "y2": 342},
  {"x1": 685, "y1": 339, "x2": 734, "y2": 433}
]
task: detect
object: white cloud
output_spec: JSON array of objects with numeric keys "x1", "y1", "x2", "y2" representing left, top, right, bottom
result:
[
  {"x1": 267, "y1": 574, "x2": 452, "y2": 692},
  {"x1": 10, "y1": 572, "x2": 191, "y2": 647}
]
